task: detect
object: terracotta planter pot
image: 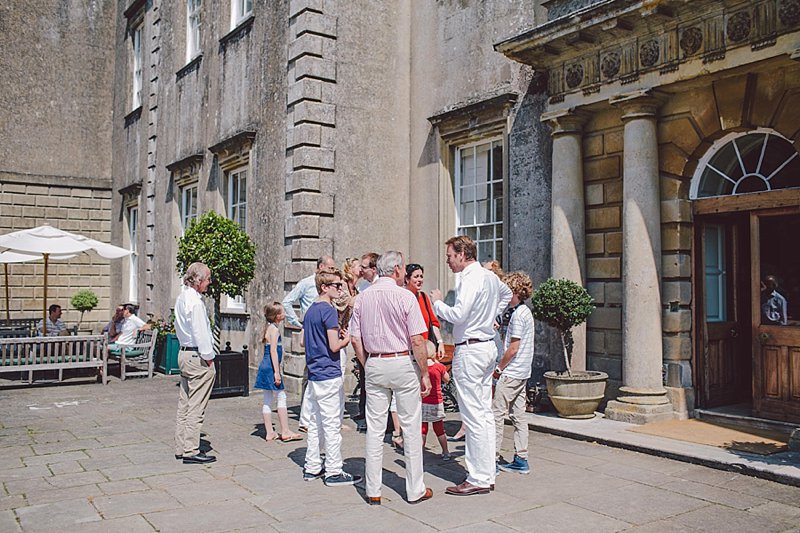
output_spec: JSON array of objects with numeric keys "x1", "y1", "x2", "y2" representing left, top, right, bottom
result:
[{"x1": 544, "y1": 370, "x2": 608, "y2": 419}]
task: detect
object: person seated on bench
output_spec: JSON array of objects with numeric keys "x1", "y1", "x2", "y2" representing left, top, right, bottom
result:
[
  {"x1": 36, "y1": 304, "x2": 70, "y2": 337},
  {"x1": 103, "y1": 305, "x2": 125, "y2": 342},
  {"x1": 109, "y1": 304, "x2": 150, "y2": 353}
]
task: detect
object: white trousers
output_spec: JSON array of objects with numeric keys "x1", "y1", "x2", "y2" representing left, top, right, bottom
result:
[
  {"x1": 453, "y1": 342, "x2": 496, "y2": 488},
  {"x1": 303, "y1": 377, "x2": 344, "y2": 476},
  {"x1": 364, "y1": 356, "x2": 426, "y2": 501},
  {"x1": 298, "y1": 367, "x2": 312, "y2": 427}
]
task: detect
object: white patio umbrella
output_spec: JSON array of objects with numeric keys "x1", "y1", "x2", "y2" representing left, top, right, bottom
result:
[
  {"x1": 0, "y1": 225, "x2": 131, "y2": 334},
  {"x1": 0, "y1": 251, "x2": 76, "y2": 325}
]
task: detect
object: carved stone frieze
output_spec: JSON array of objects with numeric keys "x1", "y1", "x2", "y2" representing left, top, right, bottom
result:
[
  {"x1": 565, "y1": 62, "x2": 584, "y2": 88},
  {"x1": 495, "y1": 0, "x2": 800, "y2": 105},
  {"x1": 600, "y1": 51, "x2": 621, "y2": 78},
  {"x1": 639, "y1": 39, "x2": 660, "y2": 67},
  {"x1": 780, "y1": 0, "x2": 800, "y2": 26},
  {"x1": 679, "y1": 27, "x2": 703, "y2": 57},
  {"x1": 727, "y1": 10, "x2": 752, "y2": 42}
]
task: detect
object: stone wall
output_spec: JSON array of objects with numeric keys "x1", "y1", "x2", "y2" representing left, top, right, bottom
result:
[
  {"x1": 0, "y1": 1, "x2": 117, "y2": 332},
  {"x1": 0, "y1": 179, "x2": 113, "y2": 333}
]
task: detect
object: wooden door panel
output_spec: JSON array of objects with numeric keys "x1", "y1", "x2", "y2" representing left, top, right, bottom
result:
[
  {"x1": 761, "y1": 345, "x2": 780, "y2": 399},
  {"x1": 752, "y1": 212, "x2": 800, "y2": 423},
  {"x1": 791, "y1": 347, "x2": 800, "y2": 401}
]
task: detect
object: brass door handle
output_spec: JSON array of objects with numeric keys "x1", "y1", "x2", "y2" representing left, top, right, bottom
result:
[{"x1": 729, "y1": 328, "x2": 739, "y2": 338}]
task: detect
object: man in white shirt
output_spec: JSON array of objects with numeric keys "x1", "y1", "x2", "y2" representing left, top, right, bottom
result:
[
  {"x1": 174, "y1": 262, "x2": 217, "y2": 464},
  {"x1": 113, "y1": 304, "x2": 147, "y2": 346},
  {"x1": 431, "y1": 235, "x2": 511, "y2": 496},
  {"x1": 283, "y1": 255, "x2": 336, "y2": 431}
]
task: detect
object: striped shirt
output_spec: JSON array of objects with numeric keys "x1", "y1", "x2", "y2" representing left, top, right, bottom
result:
[{"x1": 350, "y1": 277, "x2": 427, "y2": 354}]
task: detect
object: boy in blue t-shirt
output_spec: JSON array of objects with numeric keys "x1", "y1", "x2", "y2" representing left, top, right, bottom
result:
[{"x1": 302, "y1": 268, "x2": 362, "y2": 486}]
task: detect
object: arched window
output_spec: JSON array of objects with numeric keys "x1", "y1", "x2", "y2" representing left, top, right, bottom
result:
[{"x1": 691, "y1": 130, "x2": 800, "y2": 199}]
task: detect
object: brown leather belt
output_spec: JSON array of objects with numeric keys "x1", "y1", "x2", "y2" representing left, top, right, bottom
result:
[
  {"x1": 367, "y1": 351, "x2": 410, "y2": 358},
  {"x1": 180, "y1": 346, "x2": 199, "y2": 351},
  {"x1": 454, "y1": 338, "x2": 492, "y2": 347}
]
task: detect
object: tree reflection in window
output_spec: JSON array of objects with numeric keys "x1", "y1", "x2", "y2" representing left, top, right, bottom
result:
[{"x1": 696, "y1": 132, "x2": 800, "y2": 198}]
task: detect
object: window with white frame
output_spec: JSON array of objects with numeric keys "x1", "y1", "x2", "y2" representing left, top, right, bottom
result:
[
  {"x1": 227, "y1": 168, "x2": 247, "y2": 230},
  {"x1": 455, "y1": 138, "x2": 504, "y2": 264},
  {"x1": 186, "y1": 0, "x2": 202, "y2": 62},
  {"x1": 231, "y1": 0, "x2": 252, "y2": 29},
  {"x1": 226, "y1": 168, "x2": 247, "y2": 310},
  {"x1": 131, "y1": 24, "x2": 143, "y2": 110},
  {"x1": 180, "y1": 183, "x2": 198, "y2": 232},
  {"x1": 127, "y1": 206, "x2": 139, "y2": 303}
]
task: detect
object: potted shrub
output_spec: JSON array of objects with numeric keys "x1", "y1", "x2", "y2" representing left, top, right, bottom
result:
[
  {"x1": 532, "y1": 278, "x2": 607, "y2": 419},
  {"x1": 71, "y1": 289, "x2": 98, "y2": 332},
  {"x1": 152, "y1": 312, "x2": 179, "y2": 375}
]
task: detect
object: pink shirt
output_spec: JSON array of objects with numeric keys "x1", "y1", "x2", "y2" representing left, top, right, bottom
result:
[{"x1": 350, "y1": 277, "x2": 427, "y2": 353}]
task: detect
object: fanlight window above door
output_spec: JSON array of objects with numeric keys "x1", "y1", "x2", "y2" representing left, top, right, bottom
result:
[{"x1": 692, "y1": 131, "x2": 800, "y2": 199}]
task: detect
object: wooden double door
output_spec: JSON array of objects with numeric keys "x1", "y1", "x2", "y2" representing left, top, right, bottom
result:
[{"x1": 697, "y1": 208, "x2": 800, "y2": 422}]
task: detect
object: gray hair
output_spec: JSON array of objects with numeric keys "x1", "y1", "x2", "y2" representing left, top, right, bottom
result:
[
  {"x1": 376, "y1": 251, "x2": 403, "y2": 277},
  {"x1": 183, "y1": 262, "x2": 210, "y2": 286}
]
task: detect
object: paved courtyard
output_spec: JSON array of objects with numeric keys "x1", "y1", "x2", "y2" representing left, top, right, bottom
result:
[{"x1": 1, "y1": 375, "x2": 799, "y2": 532}]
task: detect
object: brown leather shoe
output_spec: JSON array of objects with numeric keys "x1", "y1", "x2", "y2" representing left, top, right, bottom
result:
[
  {"x1": 409, "y1": 487, "x2": 433, "y2": 504},
  {"x1": 366, "y1": 496, "x2": 381, "y2": 506},
  {"x1": 445, "y1": 481, "x2": 490, "y2": 496}
]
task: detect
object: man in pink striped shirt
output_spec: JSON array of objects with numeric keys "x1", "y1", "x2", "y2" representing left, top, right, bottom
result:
[{"x1": 350, "y1": 251, "x2": 432, "y2": 505}]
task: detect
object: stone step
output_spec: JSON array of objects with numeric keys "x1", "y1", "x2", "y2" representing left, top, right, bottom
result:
[{"x1": 694, "y1": 408, "x2": 798, "y2": 438}]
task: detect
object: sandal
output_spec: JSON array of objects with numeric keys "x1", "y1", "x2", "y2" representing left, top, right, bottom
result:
[
  {"x1": 265, "y1": 433, "x2": 280, "y2": 442},
  {"x1": 279, "y1": 433, "x2": 303, "y2": 442},
  {"x1": 391, "y1": 432, "x2": 404, "y2": 449}
]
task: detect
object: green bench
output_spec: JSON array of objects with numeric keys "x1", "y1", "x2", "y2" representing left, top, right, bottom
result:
[
  {"x1": 108, "y1": 329, "x2": 157, "y2": 380},
  {"x1": 0, "y1": 335, "x2": 108, "y2": 384}
]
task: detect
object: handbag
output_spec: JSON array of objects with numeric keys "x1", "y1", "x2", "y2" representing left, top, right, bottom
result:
[{"x1": 420, "y1": 291, "x2": 438, "y2": 350}]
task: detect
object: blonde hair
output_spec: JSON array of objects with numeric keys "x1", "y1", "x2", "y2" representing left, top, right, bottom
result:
[
  {"x1": 342, "y1": 258, "x2": 359, "y2": 283},
  {"x1": 425, "y1": 340, "x2": 437, "y2": 360},
  {"x1": 315, "y1": 268, "x2": 342, "y2": 293},
  {"x1": 504, "y1": 271, "x2": 533, "y2": 301},
  {"x1": 483, "y1": 260, "x2": 505, "y2": 279}
]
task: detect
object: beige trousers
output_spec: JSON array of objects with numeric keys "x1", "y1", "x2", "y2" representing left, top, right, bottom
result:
[
  {"x1": 492, "y1": 375, "x2": 528, "y2": 460},
  {"x1": 175, "y1": 351, "x2": 216, "y2": 457},
  {"x1": 364, "y1": 356, "x2": 426, "y2": 501}
]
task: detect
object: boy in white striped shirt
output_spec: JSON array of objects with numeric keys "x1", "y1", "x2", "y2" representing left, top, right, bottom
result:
[{"x1": 492, "y1": 271, "x2": 535, "y2": 475}]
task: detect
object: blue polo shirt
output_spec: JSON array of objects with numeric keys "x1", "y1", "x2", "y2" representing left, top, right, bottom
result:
[{"x1": 303, "y1": 301, "x2": 341, "y2": 381}]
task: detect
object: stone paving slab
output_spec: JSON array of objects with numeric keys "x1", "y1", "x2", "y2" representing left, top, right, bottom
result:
[{"x1": 1, "y1": 375, "x2": 799, "y2": 532}]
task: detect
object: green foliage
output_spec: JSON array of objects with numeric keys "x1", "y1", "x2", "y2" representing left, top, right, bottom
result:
[
  {"x1": 70, "y1": 290, "x2": 99, "y2": 313},
  {"x1": 176, "y1": 210, "x2": 256, "y2": 303},
  {"x1": 532, "y1": 278, "x2": 594, "y2": 370}
]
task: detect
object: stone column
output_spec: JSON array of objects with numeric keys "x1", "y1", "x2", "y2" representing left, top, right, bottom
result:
[
  {"x1": 541, "y1": 109, "x2": 588, "y2": 371},
  {"x1": 605, "y1": 91, "x2": 673, "y2": 424}
]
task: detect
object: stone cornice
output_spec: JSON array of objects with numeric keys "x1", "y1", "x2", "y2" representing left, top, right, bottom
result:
[
  {"x1": 428, "y1": 91, "x2": 518, "y2": 142},
  {"x1": 208, "y1": 131, "x2": 257, "y2": 159},
  {"x1": 495, "y1": 0, "x2": 800, "y2": 104},
  {"x1": 165, "y1": 153, "x2": 204, "y2": 174}
]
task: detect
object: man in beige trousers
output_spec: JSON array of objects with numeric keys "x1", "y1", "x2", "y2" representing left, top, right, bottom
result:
[{"x1": 174, "y1": 262, "x2": 217, "y2": 464}]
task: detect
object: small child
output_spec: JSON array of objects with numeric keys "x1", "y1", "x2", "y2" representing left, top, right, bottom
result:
[
  {"x1": 302, "y1": 268, "x2": 362, "y2": 486},
  {"x1": 492, "y1": 271, "x2": 535, "y2": 475},
  {"x1": 254, "y1": 302, "x2": 302, "y2": 443},
  {"x1": 421, "y1": 341, "x2": 451, "y2": 460}
]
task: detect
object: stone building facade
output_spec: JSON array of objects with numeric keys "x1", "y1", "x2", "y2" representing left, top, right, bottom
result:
[
  {"x1": 498, "y1": 0, "x2": 800, "y2": 423},
  {"x1": 110, "y1": 0, "x2": 554, "y2": 393},
  {"x1": 0, "y1": 1, "x2": 117, "y2": 332}
]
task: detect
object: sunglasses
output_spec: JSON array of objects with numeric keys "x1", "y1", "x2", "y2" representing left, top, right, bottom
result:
[{"x1": 325, "y1": 282, "x2": 344, "y2": 289}]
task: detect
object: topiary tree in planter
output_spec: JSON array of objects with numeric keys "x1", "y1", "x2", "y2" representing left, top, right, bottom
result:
[
  {"x1": 532, "y1": 278, "x2": 605, "y2": 419},
  {"x1": 532, "y1": 278, "x2": 594, "y2": 375},
  {"x1": 176, "y1": 211, "x2": 256, "y2": 352},
  {"x1": 71, "y1": 289, "x2": 98, "y2": 331}
]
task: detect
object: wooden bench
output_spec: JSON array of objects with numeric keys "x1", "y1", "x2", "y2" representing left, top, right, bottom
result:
[
  {"x1": 0, "y1": 335, "x2": 108, "y2": 385},
  {"x1": 108, "y1": 329, "x2": 157, "y2": 380}
]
